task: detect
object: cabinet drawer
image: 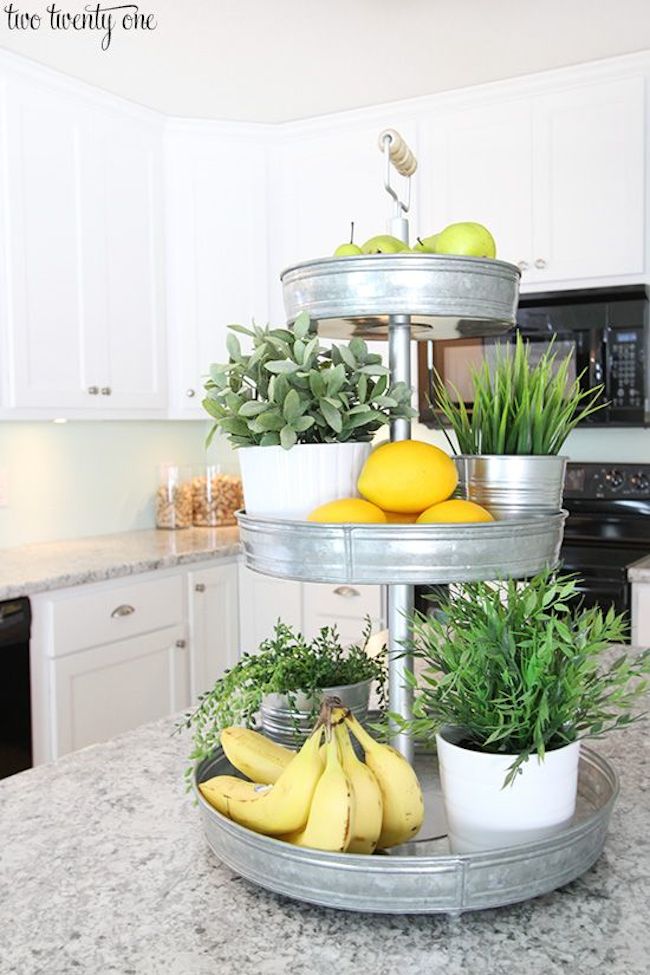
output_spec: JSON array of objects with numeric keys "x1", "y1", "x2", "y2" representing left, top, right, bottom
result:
[
  {"x1": 49, "y1": 575, "x2": 184, "y2": 656},
  {"x1": 302, "y1": 583, "x2": 384, "y2": 645}
]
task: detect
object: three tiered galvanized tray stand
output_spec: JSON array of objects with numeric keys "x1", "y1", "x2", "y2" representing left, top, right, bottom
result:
[{"x1": 195, "y1": 131, "x2": 618, "y2": 914}]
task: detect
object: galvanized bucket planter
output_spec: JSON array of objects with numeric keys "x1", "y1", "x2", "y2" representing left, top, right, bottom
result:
[
  {"x1": 260, "y1": 678, "x2": 373, "y2": 747},
  {"x1": 454, "y1": 455, "x2": 567, "y2": 518}
]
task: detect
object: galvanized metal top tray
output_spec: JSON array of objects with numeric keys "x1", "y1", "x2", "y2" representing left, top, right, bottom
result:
[
  {"x1": 237, "y1": 510, "x2": 567, "y2": 585},
  {"x1": 195, "y1": 745, "x2": 618, "y2": 915},
  {"x1": 280, "y1": 253, "x2": 521, "y2": 340}
]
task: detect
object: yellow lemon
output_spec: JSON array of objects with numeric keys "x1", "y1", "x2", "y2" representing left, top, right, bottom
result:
[
  {"x1": 357, "y1": 440, "x2": 458, "y2": 514},
  {"x1": 308, "y1": 498, "x2": 388, "y2": 523},
  {"x1": 416, "y1": 499, "x2": 494, "y2": 524},
  {"x1": 382, "y1": 510, "x2": 419, "y2": 524}
]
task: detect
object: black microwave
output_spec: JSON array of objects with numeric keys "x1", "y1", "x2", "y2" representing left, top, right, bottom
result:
[{"x1": 418, "y1": 286, "x2": 649, "y2": 428}]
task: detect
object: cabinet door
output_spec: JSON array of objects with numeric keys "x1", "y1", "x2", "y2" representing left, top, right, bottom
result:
[
  {"x1": 238, "y1": 564, "x2": 302, "y2": 653},
  {"x1": 419, "y1": 101, "x2": 533, "y2": 271},
  {"x1": 93, "y1": 110, "x2": 167, "y2": 411},
  {"x1": 50, "y1": 624, "x2": 189, "y2": 757},
  {"x1": 531, "y1": 77, "x2": 645, "y2": 282},
  {"x1": 301, "y1": 582, "x2": 384, "y2": 646},
  {"x1": 165, "y1": 127, "x2": 269, "y2": 417},
  {"x1": 1, "y1": 81, "x2": 102, "y2": 410},
  {"x1": 188, "y1": 561, "x2": 240, "y2": 698},
  {"x1": 631, "y1": 583, "x2": 650, "y2": 648}
]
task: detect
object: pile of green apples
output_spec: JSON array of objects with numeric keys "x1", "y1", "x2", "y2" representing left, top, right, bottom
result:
[{"x1": 333, "y1": 221, "x2": 496, "y2": 259}]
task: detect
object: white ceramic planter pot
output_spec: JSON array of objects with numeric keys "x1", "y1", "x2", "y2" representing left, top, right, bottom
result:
[
  {"x1": 238, "y1": 442, "x2": 372, "y2": 520},
  {"x1": 436, "y1": 727, "x2": 581, "y2": 853}
]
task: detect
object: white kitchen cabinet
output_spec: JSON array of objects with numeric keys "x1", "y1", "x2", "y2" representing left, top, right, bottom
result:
[
  {"x1": 420, "y1": 75, "x2": 646, "y2": 287},
  {"x1": 0, "y1": 76, "x2": 166, "y2": 416},
  {"x1": 188, "y1": 560, "x2": 240, "y2": 697},
  {"x1": 50, "y1": 623, "x2": 189, "y2": 756},
  {"x1": 631, "y1": 583, "x2": 650, "y2": 648},
  {"x1": 301, "y1": 582, "x2": 384, "y2": 646},
  {"x1": 165, "y1": 123, "x2": 269, "y2": 418},
  {"x1": 237, "y1": 563, "x2": 302, "y2": 652}
]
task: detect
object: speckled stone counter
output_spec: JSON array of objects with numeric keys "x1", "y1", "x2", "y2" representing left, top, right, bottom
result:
[
  {"x1": 1, "y1": 710, "x2": 648, "y2": 975},
  {"x1": 629, "y1": 554, "x2": 650, "y2": 583},
  {"x1": 0, "y1": 527, "x2": 241, "y2": 600}
]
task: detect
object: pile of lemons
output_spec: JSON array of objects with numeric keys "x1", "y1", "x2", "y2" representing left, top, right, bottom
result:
[{"x1": 308, "y1": 441, "x2": 493, "y2": 525}]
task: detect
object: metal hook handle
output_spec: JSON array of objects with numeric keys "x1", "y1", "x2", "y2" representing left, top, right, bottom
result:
[{"x1": 378, "y1": 129, "x2": 417, "y2": 240}]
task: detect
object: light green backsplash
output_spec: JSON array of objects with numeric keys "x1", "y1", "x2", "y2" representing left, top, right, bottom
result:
[
  {"x1": 0, "y1": 420, "x2": 647, "y2": 550},
  {"x1": 0, "y1": 421, "x2": 240, "y2": 549}
]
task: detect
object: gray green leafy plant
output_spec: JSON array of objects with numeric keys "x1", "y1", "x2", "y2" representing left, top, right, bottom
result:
[
  {"x1": 203, "y1": 311, "x2": 414, "y2": 450},
  {"x1": 177, "y1": 618, "x2": 387, "y2": 786},
  {"x1": 433, "y1": 333, "x2": 605, "y2": 455},
  {"x1": 394, "y1": 570, "x2": 649, "y2": 785}
]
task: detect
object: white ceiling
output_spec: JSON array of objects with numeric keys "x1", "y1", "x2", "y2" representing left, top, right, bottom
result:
[{"x1": 2, "y1": 0, "x2": 650, "y2": 122}]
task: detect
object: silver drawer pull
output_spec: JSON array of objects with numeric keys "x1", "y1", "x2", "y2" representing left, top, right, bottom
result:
[
  {"x1": 333, "y1": 586, "x2": 360, "y2": 599},
  {"x1": 175, "y1": 639, "x2": 186, "y2": 649},
  {"x1": 194, "y1": 583, "x2": 206, "y2": 593},
  {"x1": 111, "y1": 604, "x2": 135, "y2": 618}
]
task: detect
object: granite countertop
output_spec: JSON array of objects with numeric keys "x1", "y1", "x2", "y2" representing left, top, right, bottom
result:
[
  {"x1": 1, "y1": 710, "x2": 648, "y2": 975},
  {"x1": 628, "y1": 554, "x2": 650, "y2": 583},
  {"x1": 0, "y1": 527, "x2": 241, "y2": 600}
]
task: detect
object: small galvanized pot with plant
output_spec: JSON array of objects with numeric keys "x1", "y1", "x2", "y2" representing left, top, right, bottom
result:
[
  {"x1": 177, "y1": 618, "x2": 387, "y2": 784},
  {"x1": 396, "y1": 569, "x2": 649, "y2": 853},
  {"x1": 203, "y1": 311, "x2": 413, "y2": 519},
  {"x1": 433, "y1": 334, "x2": 605, "y2": 516}
]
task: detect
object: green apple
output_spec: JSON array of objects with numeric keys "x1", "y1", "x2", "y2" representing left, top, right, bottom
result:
[
  {"x1": 361, "y1": 234, "x2": 409, "y2": 254},
  {"x1": 434, "y1": 222, "x2": 497, "y2": 258},
  {"x1": 333, "y1": 221, "x2": 363, "y2": 257},
  {"x1": 412, "y1": 234, "x2": 439, "y2": 253}
]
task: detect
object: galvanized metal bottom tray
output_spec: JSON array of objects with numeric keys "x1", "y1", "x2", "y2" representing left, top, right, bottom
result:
[
  {"x1": 237, "y1": 510, "x2": 567, "y2": 585},
  {"x1": 195, "y1": 746, "x2": 618, "y2": 915},
  {"x1": 280, "y1": 254, "x2": 520, "y2": 341}
]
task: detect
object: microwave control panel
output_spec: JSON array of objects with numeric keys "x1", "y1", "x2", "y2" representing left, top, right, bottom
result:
[{"x1": 609, "y1": 327, "x2": 645, "y2": 412}]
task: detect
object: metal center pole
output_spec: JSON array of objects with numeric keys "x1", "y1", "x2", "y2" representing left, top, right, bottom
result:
[{"x1": 387, "y1": 314, "x2": 414, "y2": 762}]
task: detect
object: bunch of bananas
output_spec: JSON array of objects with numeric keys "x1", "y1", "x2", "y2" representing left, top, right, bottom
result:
[{"x1": 198, "y1": 704, "x2": 424, "y2": 854}]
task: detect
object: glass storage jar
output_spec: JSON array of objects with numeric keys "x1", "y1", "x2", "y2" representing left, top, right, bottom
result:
[
  {"x1": 155, "y1": 464, "x2": 193, "y2": 529},
  {"x1": 192, "y1": 466, "x2": 243, "y2": 527}
]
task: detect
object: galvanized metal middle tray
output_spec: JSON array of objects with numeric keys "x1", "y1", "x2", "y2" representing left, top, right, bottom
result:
[
  {"x1": 280, "y1": 253, "x2": 520, "y2": 340},
  {"x1": 196, "y1": 746, "x2": 618, "y2": 915},
  {"x1": 237, "y1": 510, "x2": 567, "y2": 585}
]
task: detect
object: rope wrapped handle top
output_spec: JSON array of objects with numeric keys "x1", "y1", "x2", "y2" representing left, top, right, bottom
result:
[{"x1": 378, "y1": 128, "x2": 417, "y2": 177}]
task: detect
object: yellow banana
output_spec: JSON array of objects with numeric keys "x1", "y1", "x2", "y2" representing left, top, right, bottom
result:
[
  {"x1": 199, "y1": 725, "x2": 323, "y2": 836},
  {"x1": 220, "y1": 726, "x2": 295, "y2": 784},
  {"x1": 344, "y1": 712, "x2": 424, "y2": 849},
  {"x1": 334, "y1": 722, "x2": 383, "y2": 854},
  {"x1": 281, "y1": 730, "x2": 354, "y2": 853},
  {"x1": 198, "y1": 775, "x2": 271, "y2": 816}
]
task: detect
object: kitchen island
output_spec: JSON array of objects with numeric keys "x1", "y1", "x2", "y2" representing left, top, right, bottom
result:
[{"x1": 1, "y1": 709, "x2": 649, "y2": 975}]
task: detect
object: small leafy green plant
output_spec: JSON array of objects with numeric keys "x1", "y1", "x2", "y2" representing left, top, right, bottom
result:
[
  {"x1": 177, "y1": 618, "x2": 386, "y2": 784},
  {"x1": 203, "y1": 311, "x2": 413, "y2": 450},
  {"x1": 397, "y1": 570, "x2": 649, "y2": 785},
  {"x1": 433, "y1": 333, "x2": 605, "y2": 455}
]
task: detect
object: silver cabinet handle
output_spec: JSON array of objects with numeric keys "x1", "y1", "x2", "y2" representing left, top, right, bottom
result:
[
  {"x1": 175, "y1": 639, "x2": 186, "y2": 648},
  {"x1": 186, "y1": 388, "x2": 196, "y2": 398},
  {"x1": 534, "y1": 258, "x2": 547, "y2": 269},
  {"x1": 111, "y1": 604, "x2": 135, "y2": 618},
  {"x1": 517, "y1": 260, "x2": 529, "y2": 271},
  {"x1": 333, "y1": 586, "x2": 360, "y2": 598},
  {"x1": 194, "y1": 583, "x2": 206, "y2": 592},
  {"x1": 101, "y1": 387, "x2": 112, "y2": 396},
  {"x1": 88, "y1": 386, "x2": 99, "y2": 395}
]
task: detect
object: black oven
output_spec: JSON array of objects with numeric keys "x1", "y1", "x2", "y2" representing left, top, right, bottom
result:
[{"x1": 418, "y1": 286, "x2": 649, "y2": 428}]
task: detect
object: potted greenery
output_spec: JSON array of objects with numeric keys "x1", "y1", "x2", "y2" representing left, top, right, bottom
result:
[
  {"x1": 203, "y1": 311, "x2": 413, "y2": 519},
  {"x1": 398, "y1": 570, "x2": 649, "y2": 853},
  {"x1": 179, "y1": 619, "x2": 386, "y2": 778},
  {"x1": 433, "y1": 334, "x2": 605, "y2": 516}
]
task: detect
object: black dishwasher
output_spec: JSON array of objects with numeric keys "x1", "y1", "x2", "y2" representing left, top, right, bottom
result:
[{"x1": 0, "y1": 598, "x2": 32, "y2": 778}]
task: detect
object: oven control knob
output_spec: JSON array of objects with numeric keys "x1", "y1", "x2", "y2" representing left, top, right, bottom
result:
[
  {"x1": 630, "y1": 472, "x2": 650, "y2": 493},
  {"x1": 604, "y1": 469, "x2": 624, "y2": 490}
]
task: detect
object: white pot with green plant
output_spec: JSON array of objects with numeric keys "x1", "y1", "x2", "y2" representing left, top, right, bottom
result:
[
  {"x1": 203, "y1": 312, "x2": 413, "y2": 519},
  {"x1": 433, "y1": 334, "x2": 606, "y2": 516},
  {"x1": 399, "y1": 570, "x2": 649, "y2": 853},
  {"x1": 177, "y1": 619, "x2": 387, "y2": 783}
]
